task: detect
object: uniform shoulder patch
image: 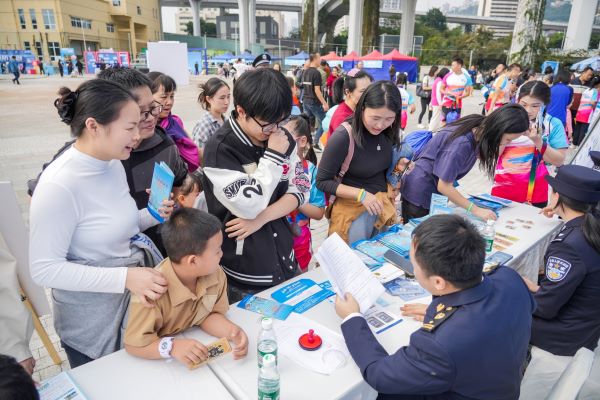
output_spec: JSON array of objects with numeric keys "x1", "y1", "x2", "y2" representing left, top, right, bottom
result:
[
  {"x1": 421, "y1": 304, "x2": 459, "y2": 332},
  {"x1": 551, "y1": 226, "x2": 573, "y2": 243},
  {"x1": 545, "y1": 256, "x2": 572, "y2": 282}
]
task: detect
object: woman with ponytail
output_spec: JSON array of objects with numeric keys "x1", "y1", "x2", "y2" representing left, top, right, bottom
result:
[
  {"x1": 29, "y1": 79, "x2": 174, "y2": 367},
  {"x1": 400, "y1": 103, "x2": 530, "y2": 222},
  {"x1": 522, "y1": 164, "x2": 600, "y2": 357}
]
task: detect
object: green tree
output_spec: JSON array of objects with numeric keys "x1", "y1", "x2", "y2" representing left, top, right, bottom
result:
[
  {"x1": 420, "y1": 8, "x2": 447, "y2": 32},
  {"x1": 547, "y1": 32, "x2": 564, "y2": 49},
  {"x1": 184, "y1": 19, "x2": 217, "y2": 36},
  {"x1": 361, "y1": 0, "x2": 380, "y2": 52}
]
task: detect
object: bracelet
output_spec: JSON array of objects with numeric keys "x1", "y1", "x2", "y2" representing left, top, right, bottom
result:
[
  {"x1": 359, "y1": 190, "x2": 367, "y2": 203},
  {"x1": 467, "y1": 202, "x2": 474, "y2": 213},
  {"x1": 356, "y1": 189, "x2": 365, "y2": 202}
]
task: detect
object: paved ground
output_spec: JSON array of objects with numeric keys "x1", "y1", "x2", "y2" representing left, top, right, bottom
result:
[{"x1": 0, "y1": 72, "x2": 493, "y2": 382}]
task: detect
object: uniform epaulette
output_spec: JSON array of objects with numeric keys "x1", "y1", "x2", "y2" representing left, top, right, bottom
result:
[
  {"x1": 421, "y1": 303, "x2": 459, "y2": 332},
  {"x1": 551, "y1": 225, "x2": 574, "y2": 243}
]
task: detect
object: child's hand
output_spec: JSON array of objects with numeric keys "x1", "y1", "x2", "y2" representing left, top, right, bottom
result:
[
  {"x1": 400, "y1": 303, "x2": 427, "y2": 322},
  {"x1": 171, "y1": 339, "x2": 208, "y2": 368},
  {"x1": 335, "y1": 293, "x2": 360, "y2": 319},
  {"x1": 229, "y1": 326, "x2": 249, "y2": 360}
]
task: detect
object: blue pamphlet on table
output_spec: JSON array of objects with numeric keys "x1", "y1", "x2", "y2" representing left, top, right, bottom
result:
[
  {"x1": 238, "y1": 295, "x2": 294, "y2": 320},
  {"x1": 270, "y1": 279, "x2": 335, "y2": 314}
]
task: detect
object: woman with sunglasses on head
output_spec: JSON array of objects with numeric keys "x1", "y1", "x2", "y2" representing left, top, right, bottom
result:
[
  {"x1": 29, "y1": 79, "x2": 174, "y2": 368},
  {"x1": 522, "y1": 165, "x2": 600, "y2": 358},
  {"x1": 492, "y1": 81, "x2": 568, "y2": 207},
  {"x1": 201, "y1": 68, "x2": 310, "y2": 302},
  {"x1": 317, "y1": 81, "x2": 401, "y2": 244},
  {"x1": 401, "y1": 103, "x2": 530, "y2": 222}
]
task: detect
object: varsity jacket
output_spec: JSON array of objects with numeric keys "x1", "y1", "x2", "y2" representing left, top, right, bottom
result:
[{"x1": 202, "y1": 117, "x2": 310, "y2": 287}]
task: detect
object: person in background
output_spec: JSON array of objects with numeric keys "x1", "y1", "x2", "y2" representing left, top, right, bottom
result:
[
  {"x1": 232, "y1": 58, "x2": 251, "y2": 83},
  {"x1": 523, "y1": 165, "x2": 600, "y2": 357},
  {"x1": 30, "y1": 79, "x2": 174, "y2": 368},
  {"x1": 8, "y1": 56, "x2": 20, "y2": 85},
  {"x1": 0, "y1": 355, "x2": 39, "y2": 400},
  {"x1": 428, "y1": 67, "x2": 449, "y2": 132},
  {"x1": 273, "y1": 63, "x2": 282, "y2": 73},
  {"x1": 175, "y1": 170, "x2": 204, "y2": 210},
  {"x1": 317, "y1": 81, "x2": 400, "y2": 243},
  {"x1": 417, "y1": 66, "x2": 438, "y2": 129},
  {"x1": 148, "y1": 72, "x2": 200, "y2": 172},
  {"x1": 571, "y1": 66, "x2": 594, "y2": 87},
  {"x1": 573, "y1": 76, "x2": 600, "y2": 146},
  {"x1": 286, "y1": 76, "x2": 302, "y2": 115},
  {"x1": 468, "y1": 65, "x2": 477, "y2": 84},
  {"x1": 57, "y1": 59, "x2": 64, "y2": 78},
  {"x1": 389, "y1": 64, "x2": 396, "y2": 82},
  {"x1": 547, "y1": 69, "x2": 574, "y2": 128},
  {"x1": 194, "y1": 61, "x2": 199, "y2": 76},
  {"x1": 336, "y1": 214, "x2": 534, "y2": 399},
  {"x1": 492, "y1": 81, "x2": 567, "y2": 207},
  {"x1": 401, "y1": 104, "x2": 530, "y2": 222},
  {"x1": 356, "y1": 61, "x2": 364, "y2": 70},
  {"x1": 76, "y1": 59, "x2": 83, "y2": 76},
  {"x1": 439, "y1": 56, "x2": 473, "y2": 124},
  {"x1": 124, "y1": 208, "x2": 248, "y2": 367},
  {"x1": 487, "y1": 63, "x2": 522, "y2": 113},
  {"x1": 328, "y1": 69, "x2": 373, "y2": 137},
  {"x1": 192, "y1": 78, "x2": 231, "y2": 157},
  {"x1": 302, "y1": 53, "x2": 330, "y2": 151},
  {"x1": 326, "y1": 66, "x2": 340, "y2": 106},
  {"x1": 285, "y1": 115, "x2": 325, "y2": 271},
  {"x1": 396, "y1": 74, "x2": 416, "y2": 131}
]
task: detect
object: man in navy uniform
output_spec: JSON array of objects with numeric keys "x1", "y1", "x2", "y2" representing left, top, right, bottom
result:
[
  {"x1": 335, "y1": 214, "x2": 534, "y2": 399},
  {"x1": 523, "y1": 165, "x2": 600, "y2": 356}
]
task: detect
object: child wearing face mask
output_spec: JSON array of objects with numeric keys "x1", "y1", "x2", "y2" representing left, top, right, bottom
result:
[{"x1": 285, "y1": 115, "x2": 326, "y2": 271}]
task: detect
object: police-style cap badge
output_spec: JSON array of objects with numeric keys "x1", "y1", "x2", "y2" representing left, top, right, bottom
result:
[
  {"x1": 252, "y1": 53, "x2": 271, "y2": 68},
  {"x1": 545, "y1": 164, "x2": 600, "y2": 203}
]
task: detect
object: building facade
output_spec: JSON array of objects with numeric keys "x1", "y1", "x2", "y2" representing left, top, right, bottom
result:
[
  {"x1": 216, "y1": 15, "x2": 278, "y2": 45},
  {"x1": 0, "y1": 0, "x2": 161, "y2": 61},
  {"x1": 477, "y1": 0, "x2": 519, "y2": 36}
]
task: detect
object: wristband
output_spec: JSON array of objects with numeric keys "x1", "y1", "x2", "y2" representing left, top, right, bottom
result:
[
  {"x1": 159, "y1": 337, "x2": 174, "y2": 359},
  {"x1": 467, "y1": 202, "x2": 474, "y2": 214},
  {"x1": 359, "y1": 190, "x2": 367, "y2": 203},
  {"x1": 357, "y1": 189, "x2": 365, "y2": 202}
]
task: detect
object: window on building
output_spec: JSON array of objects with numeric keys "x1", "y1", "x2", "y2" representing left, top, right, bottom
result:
[
  {"x1": 137, "y1": 6, "x2": 141, "y2": 15},
  {"x1": 23, "y1": 41, "x2": 31, "y2": 51},
  {"x1": 30, "y1": 9, "x2": 38, "y2": 29},
  {"x1": 35, "y1": 41, "x2": 42, "y2": 56},
  {"x1": 42, "y1": 9, "x2": 56, "y2": 29},
  {"x1": 112, "y1": 0, "x2": 121, "y2": 5},
  {"x1": 18, "y1": 9, "x2": 26, "y2": 29},
  {"x1": 71, "y1": 17, "x2": 91, "y2": 29},
  {"x1": 106, "y1": 23, "x2": 115, "y2": 33},
  {"x1": 48, "y1": 42, "x2": 60, "y2": 57},
  {"x1": 260, "y1": 22, "x2": 266, "y2": 35}
]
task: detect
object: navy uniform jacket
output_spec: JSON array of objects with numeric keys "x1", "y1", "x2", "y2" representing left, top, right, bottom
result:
[
  {"x1": 531, "y1": 216, "x2": 600, "y2": 356},
  {"x1": 341, "y1": 267, "x2": 534, "y2": 400}
]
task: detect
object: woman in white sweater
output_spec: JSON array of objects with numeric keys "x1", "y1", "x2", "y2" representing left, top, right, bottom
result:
[{"x1": 29, "y1": 79, "x2": 173, "y2": 367}]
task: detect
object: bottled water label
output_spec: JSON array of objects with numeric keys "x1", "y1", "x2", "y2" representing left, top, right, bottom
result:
[
  {"x1": 258, "y1": 340, "x2": 278, "y2": 368},
  {"x1": 258, "y1": 380, "x2": 280, "y2": 400}
]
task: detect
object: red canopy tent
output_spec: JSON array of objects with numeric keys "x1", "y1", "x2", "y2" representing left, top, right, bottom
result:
[
  {"x1": 342, "y1": 51, "x2": 360, "y2": 61},
  {"x1": 382, "y1": 48, "x2": 419, "y2": 82},
  {"x1": 322, "y1": 51, "x2": 342, "y2": 61},
  {"x1": 359, "y1": 50, "x2": 384, "y2": 60}
]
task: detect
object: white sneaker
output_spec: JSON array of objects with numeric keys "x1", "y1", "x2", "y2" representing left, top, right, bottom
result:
[{"x1": 417, "y1": 124, "x2": 425, "y2": 129}]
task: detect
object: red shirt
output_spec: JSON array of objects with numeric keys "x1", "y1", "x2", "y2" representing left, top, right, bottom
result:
[
  {"x1": 329, "y1": 102, "x2": 354, "y2": 136},
  {"x1": 326, "y1": 74, "x2": 337, "y2": 91}
]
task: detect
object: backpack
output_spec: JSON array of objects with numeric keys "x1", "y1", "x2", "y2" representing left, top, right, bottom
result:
[
  {"x1": 404, "y1": 129, "x2": 433, "y2": 159},
  {"x1": 324, "y1": 122, "x2": 354, "y2": 218}
]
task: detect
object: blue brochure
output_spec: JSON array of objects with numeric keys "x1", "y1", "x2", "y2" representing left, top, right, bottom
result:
[
  {"x1": 468, "y1": 197, "x2": 504, "y2": 213},
  {"x1": 237, "y1": 295, "x2": 294, "y2": 320},
  {"x1": 270, "y1": 279, "x2": 334, "y2": 314},
  {"x1": 354, "y1": 249, "x2": 383, "y2": 271},
  {"x1": 148, "y1": 162, "x2": 174, "y2": 223},
  {"x1": 383, "y1": 277, "x2": 429, "y2": 301},
  {"x1": 470, "y1": 193, "x2": 512, "y2": 206},
  {"x1": 353, "y1": 239, "x2": 391, "y2": 263}
]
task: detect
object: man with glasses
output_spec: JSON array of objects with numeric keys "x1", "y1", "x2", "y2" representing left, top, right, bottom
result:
[
  {"x1": 28, "y1": 68, "x2": 187, "y2": 254},
  {"x1": 202, "y1": 68, "x2": 310, "y2": 303}
]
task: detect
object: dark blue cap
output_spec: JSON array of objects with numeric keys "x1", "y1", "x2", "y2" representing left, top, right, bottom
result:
[
  {"x1": 252, "y1": 53, "x2": 271, "y2": 68},
  {"x1": 545, "y1": 165, "x2": 600, "y2": 203}
]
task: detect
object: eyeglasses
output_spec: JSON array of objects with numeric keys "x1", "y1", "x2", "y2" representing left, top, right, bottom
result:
[
  {"x1": 140, "y1": 102, "x2": 163, "y2": 122},
  {"x1": 251, "y1": 116, "x2": 289, "y2": 133}
]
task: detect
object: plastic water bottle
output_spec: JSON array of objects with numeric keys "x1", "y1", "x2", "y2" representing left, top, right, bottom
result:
[
  {"x1": 258, "y1": 353, "x2": 280, "y2": 400},
  {"x1": 257, "y1": 317, "x2": 277, "y2": 368},
  {"x1": 482, "y1": 219, "x2": 495, "y2": 254}
]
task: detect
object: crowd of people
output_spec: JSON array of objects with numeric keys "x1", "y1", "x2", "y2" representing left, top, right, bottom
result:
[{"x1": 1, "y1": 51, "x2": 600, "y2": 400}]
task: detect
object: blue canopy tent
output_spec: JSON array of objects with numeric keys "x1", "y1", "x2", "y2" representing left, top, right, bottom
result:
[
  {"x1": 571, "y1": 56, "x2": 600, "y2": 72},
  {"x1": 284, "y1": 51, "x2": 309, "y2": 66},
  {"x1": 382, "y1": 49, "x2": 418, "y2": 83},
  {"x1": 212, "y1": 52, "x2": 234, "y2": 62},
  {"x1": 234, "y1": 51, "x2": 255, "y2": 63},
  {"x1": 342, "y1": 51, "x2": 360, "y2": 71}
]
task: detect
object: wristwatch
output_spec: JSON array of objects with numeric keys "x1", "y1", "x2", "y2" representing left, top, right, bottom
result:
[{"x1": 158, "y1": 337, "x2": 174, "y2": 359}]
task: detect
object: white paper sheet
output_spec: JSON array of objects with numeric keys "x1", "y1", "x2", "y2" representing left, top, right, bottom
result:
[
  {"x1": 315, "y1": 233, "x2": 385, "y2": 313},
  {"x1": 273, "y1": 313, "x2": 350, "y2": 375}
]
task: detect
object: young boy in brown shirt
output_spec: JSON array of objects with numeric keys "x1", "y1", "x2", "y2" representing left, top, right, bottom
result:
[{"x1": 124, "y1": 208, "x2": 248, "y2": 367}]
